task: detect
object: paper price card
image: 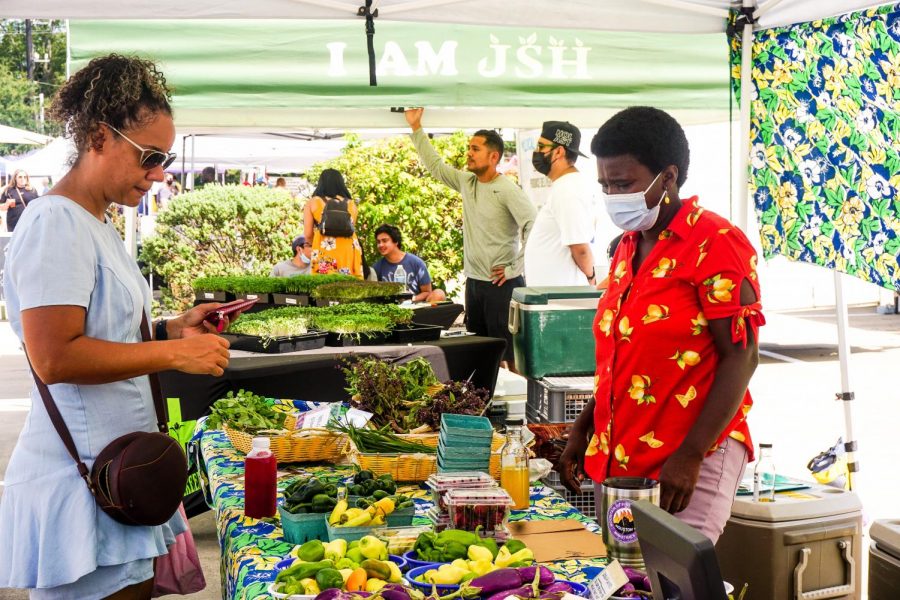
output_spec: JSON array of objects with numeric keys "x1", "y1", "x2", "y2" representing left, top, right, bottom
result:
[{"x1": 587, "y1": 560, "x2": 629, "y2": 600}]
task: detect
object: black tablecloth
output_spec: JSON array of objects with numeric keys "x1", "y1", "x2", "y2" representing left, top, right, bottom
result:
[{"x1": 159, "y1": 335, "x2": 505, "y2": 421}]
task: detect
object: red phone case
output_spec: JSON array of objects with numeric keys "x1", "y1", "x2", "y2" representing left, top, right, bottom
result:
[{"x1": 205, "y1": 298, "x2": 259, "y2": 332}]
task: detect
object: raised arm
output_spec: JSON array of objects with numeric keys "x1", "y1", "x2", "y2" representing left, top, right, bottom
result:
[{"x1": 405, "y1": 108, "x2": 466, "y2": 193}]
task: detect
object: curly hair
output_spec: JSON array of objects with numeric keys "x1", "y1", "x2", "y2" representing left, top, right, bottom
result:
[
  {"x1": 590, "y1": 106, "x2": 690, "y2": 187},
  {"x1": 49, "y1": 53, "x2": 172, "y2": 157}
]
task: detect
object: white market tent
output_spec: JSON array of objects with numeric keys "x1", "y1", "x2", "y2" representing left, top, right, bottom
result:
[
  {"x1": 0, "y1": 124, "x2": 51, "y2": 146},
  {"x1": 13, "y1": 0, "x2": 895, "y2": 486}
]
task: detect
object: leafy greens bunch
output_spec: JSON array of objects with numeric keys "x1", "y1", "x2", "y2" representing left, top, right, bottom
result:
[{"x1": 206, "y1": 389, "x2": 286, "y2": 432}]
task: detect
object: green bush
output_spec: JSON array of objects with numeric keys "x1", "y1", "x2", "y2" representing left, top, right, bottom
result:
[
  {"x1": 306, "y1": 132, "x2": 467, "y2": 290},
  {"x1": 140, "y1": 185, "x2": 303, "y2": 311}
]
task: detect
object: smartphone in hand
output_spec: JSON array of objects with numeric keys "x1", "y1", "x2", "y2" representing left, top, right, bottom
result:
[{"x1": 204, "y1": 298, "x2": 259, "y2": 333}]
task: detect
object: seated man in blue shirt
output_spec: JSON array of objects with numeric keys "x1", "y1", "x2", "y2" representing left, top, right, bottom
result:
[{"x1": 372, "y1": 224, "x2": 447, "y2": 303}]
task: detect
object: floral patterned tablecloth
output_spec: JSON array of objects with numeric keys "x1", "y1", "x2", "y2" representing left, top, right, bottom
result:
[{"x1": 199, "y1": 427, "x2": 608, "y2": 599}]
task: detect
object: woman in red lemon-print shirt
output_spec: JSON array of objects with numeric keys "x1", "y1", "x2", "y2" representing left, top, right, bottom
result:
[{"x1": 558, "y1": 107, "x2": 764, "y2": 544}]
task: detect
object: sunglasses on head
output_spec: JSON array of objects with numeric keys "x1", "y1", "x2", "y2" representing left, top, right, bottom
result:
[{"x1": 100, "y1": 122, "x2": 177, "y2": 170}]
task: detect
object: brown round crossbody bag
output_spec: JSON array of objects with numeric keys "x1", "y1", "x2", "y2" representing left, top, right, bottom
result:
[{"x1": 27, "y1": 313, "x2": 187, "y2": 526}]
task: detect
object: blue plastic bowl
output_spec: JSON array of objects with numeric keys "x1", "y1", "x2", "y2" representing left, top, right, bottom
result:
[
  {"x1": 389, "y1": 554, "x2": 409, "y2": 572},
  {"x1": 405, "y1": 565, "x2": 460, "y2": 596},
  {"x1": 556, "y1": 580, "x2": 589, "y2": 597},
  {"x1": 402, "y1": 550, "x2": 442, "y2": 571}
]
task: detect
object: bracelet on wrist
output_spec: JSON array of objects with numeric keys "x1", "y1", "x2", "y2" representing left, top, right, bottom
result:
[
  {"x1": 587, "y1": 268, "x2": 596, "y2": 281},
  {"x1": 154, "y1": 319, "x2": 169, "y2": 341}
]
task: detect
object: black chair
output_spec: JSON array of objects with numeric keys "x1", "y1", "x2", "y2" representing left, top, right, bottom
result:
[{"x1": 632, "y1": 500, "x2": 730, "y2": 600}]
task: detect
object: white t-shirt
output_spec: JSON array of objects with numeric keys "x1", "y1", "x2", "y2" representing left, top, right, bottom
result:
[{"x1": 524, "y1": 171, "x2": 595, "y2": 286}]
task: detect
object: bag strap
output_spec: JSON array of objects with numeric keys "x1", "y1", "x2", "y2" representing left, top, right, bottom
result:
[{"x1": 24, "y1": 312, "x2": 170, "y2": 489}]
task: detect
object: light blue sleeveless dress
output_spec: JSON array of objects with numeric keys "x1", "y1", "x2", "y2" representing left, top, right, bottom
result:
[{"x1": 0, "y1": 196, "x2": 186, "y2": 598}]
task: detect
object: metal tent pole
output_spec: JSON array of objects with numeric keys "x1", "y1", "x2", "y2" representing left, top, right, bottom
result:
[
  {"x1": 833, "y1": 270, "x2": 859, "y2": 490},
  {"x1": 735, "y1": 0, "x2": 757, "y2": 235}
]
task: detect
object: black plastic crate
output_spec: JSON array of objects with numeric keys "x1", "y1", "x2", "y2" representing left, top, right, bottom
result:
[
  {"x1": 224, "y1": 331, "x2": 327, "y2": 354},
  {"x1": 389, "y1": 322, "x2": 443, "y2": 343},
  {"x1": 545, "y1": 481, "x2": 597, "y2": 519},
  {"x1": 526, "y1": 376, "x2": 593, "y2": 423},
  {"x1": 324, "y1": 330, "x2": 393, "y2": 347}
]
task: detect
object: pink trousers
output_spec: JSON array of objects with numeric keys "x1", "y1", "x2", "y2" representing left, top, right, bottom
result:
[{"x1": 593, "y1": 436, "x2": 748, "y2": 545}]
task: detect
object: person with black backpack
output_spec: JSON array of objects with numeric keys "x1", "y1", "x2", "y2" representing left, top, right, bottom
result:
[{"x1": 303, "y1": 168, "x2": 363, "y2": 277}]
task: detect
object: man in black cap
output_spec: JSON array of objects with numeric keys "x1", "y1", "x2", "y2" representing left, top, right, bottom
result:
[
  {"x1": 524, "y1": 121, "x2": 597, "y2": 287},
  {"x1": 270, "y1": 235, "x2": 312, "y2": 277}
]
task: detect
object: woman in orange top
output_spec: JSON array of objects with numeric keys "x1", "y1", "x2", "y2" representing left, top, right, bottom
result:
[
  {"x1": 303, "y1": 168, "x2": 363, "y2": 278},
  {"x1": 559, "y1": 107, "x2": 764, "y2": 543}
]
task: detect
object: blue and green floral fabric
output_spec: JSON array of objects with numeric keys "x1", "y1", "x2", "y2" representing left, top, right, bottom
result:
[
  {"x1": 730, "y1": 3, "x2": 900, "y2": 290},
  {"x1": 199, "y1": 425, "x2": 607, "y2": 600}
]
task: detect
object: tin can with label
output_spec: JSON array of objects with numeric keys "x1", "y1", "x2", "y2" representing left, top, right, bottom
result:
[{"x1": 600, "y1": 477, "x2": 660, "y2": 569}]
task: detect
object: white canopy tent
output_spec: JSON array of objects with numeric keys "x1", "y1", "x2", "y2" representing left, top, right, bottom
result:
[
  {"x1": 14, "y1": 0, "x2": 893, "y2": 487},
  {"x1": 0, "y1": 124, "x2": 51, "y2": 146}
]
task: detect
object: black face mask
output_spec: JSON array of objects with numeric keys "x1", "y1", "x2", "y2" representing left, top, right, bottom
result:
[{"x1": 531, "y1": 150, "x2": 553, "y2": 176}]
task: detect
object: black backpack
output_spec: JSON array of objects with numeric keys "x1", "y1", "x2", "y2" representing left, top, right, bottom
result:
[{"x1": 319, "y1": 196, "x2": 355, "y2": 237}]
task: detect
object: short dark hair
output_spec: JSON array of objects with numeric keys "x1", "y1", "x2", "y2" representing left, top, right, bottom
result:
[
  {"x1": 562, "y1": 147, "x2": 579, "y2": 165},
  {"x1": 473, "y1": 129, "x2": 504, "y2": 160},
  {"x1": 201, "y1": 166, "x2": 216, "y2": 182},
  {"x1": 375, "y1": 223, "x2": 403, "y2": 250},
  {"x1": 590, "y1": 106, "x2": 690, "y2": 187},
  {"x1": 291, "y1": 235, "x2": 306, "y2": 254}
]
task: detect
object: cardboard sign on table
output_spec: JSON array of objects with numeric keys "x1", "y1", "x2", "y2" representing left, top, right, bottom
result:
[{"x1": 507, "y1": 519, "x2": 606, "y2": 562}]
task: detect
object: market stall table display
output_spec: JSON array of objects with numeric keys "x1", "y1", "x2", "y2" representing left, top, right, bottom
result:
[
  {"x1": 160, "y1": 336, "x2": 506, "y2": 422},
  {"x1": 198, "y1": 427, "x2": 608, "y2": 599}
]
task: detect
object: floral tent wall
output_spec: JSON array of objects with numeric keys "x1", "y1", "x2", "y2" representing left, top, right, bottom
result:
[{"x1": 731, "y1": 2, "x2": 900, "y2": 290}]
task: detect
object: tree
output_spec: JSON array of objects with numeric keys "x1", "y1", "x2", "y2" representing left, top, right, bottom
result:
[
  {"x1": 0, "y1": 19, "x2": 66, "y2": 155},
  {"x1": 306, "y1": 132, "x2": 468, "y2": 290},
  {"x1": 139, "y1": 185, "x2": 305, "y2": 312}
]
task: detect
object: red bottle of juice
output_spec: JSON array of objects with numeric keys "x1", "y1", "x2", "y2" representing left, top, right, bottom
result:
[{"x1": 244, "y1": 437, "x2": 277, "y2": 518}]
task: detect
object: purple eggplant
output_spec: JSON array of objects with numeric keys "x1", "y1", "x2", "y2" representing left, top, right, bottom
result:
[
  {"x1": 515, "y1": 567, "x2": 555, "y2": 589},
  {"x1": 468, "y1": 569, "x2": 527, "y2": 597},
  {"x1": 313, "y1": 591, "x2": 372, "y2": 600},
  {"x1": 484, "y1": 584, "x2": 537, "y2": 600},
  {"x1": 538, "y1": 582, "x2": 573, "y2": 595}
]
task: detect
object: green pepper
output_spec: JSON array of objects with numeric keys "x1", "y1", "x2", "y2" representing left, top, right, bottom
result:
[
  {"x1": 355, "y1": 498, "x2": 371, "y2": 509},
  {"x1": 349, "y1": 484, "x2": 364, "y2": 496},
  {"x1": 361, "y1": 559, "x2": 391, "y2": 581},
  {"x1": 275, "y1": 559, "x2": 333, "y2": 582},
  {"x1": 300, "y1": 481, "x2": 329, "y2": 503},
  {"x1": 397, "y1": 500, "x2": 414, "y2": 510},
  {"x1": 503, "y1": 539, "x2": 526, "y2": 555},
  {"x1": 439, "y1": 540, "x2": 468, "y2": 562},
  {"x1": 476, "y1": 536, "x2": 499, "y2": 559},
  {"x1": 372, "y1": 489, "x2": 389, "y2": 500},
  {"x1": 353, "y1": 470, "x2": 374, "y2": 484},
  {"x1": 315, "y1": 568, "x2": 345, "y2": 591},
  {"x1": 297, "y1": 539, "x2": 326, "y2": 562},
  {"x1": 383, "y1": 481, "x2": 397, "y2": 494},
  {"x1": 436, "y1": 529, "x2": 481, "y2": 547},
  {"x1": 311, "y1": 494, "x2": 337, "y2": 513}
]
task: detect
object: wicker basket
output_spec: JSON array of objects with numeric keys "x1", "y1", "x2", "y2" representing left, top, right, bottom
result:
[
  {"x1": 343, "y1": 439, "x2": 437, "y2": 482},
  {"x1": 224, "y1": 424, "x2": 346, "y2": 463}
]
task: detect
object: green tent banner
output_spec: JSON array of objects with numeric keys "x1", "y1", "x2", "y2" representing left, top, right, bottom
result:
[{"x1": 71, "y1": 19, "x2": 728, "y2": 123}]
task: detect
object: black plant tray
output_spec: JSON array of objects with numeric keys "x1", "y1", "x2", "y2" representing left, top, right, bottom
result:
[
  {"x1": 236, "y1": 292, "x2": 273, "y2": 304},
  {"x1": 324, "y1": 330, "x2": 393, "y2": 347},
  {"x1": 312, "y1": 293, "x2": 414, "y2": 307},
  {"x1": 223, "y1": 331, "x2": 327, "y2": 354},
  {"x1": 195, "y1": 290, "x2": 235, "y2": 302},
  {"x1": 272, "y1": 293, "x2": 310, "y2": 307},
  {"x1": 389, "y1": 322, "x2": 443, "y2": 343}
]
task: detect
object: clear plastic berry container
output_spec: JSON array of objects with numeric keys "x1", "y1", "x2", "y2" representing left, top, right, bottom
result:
[
  {"x1": 446, "y1": 488, "x2": 513, "y2": 533},
  {"x1": 372, "y1": 524, "x2": 433, "y2": 555},
  {"x1": 426, "y1": 471, "x2": 496, "y2": 513}
]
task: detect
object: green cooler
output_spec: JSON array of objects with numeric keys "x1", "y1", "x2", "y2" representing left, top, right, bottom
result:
[{"x1": 508, "y1": 286, "x2": 602, "y2": 379}]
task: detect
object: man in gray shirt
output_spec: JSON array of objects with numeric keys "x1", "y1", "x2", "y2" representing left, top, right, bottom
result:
[
  {"x1": 405, "y1": 108, "x2": 536, "y2": 371},
  {"x1": 271, "y1": 235, "x2": 312, "y2": 277}
]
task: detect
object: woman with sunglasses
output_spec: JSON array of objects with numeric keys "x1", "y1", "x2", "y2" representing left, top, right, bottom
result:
[
  {"x1": 1, "y1": 169, "x2": 39, "y2": 232},
  {"x1": 0, "y1": 54, "x2": 230, "y2": 599}
]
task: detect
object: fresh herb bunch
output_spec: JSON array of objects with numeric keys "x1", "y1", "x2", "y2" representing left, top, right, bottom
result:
[
  {"x1": 227, "y1": 308, "x2": 312, "y2": 341},
  {"x1": 279, "y1": 273, "x2": 357, "y2": 294},
  {"x1": 192, "y1": 273, "x2": 356, "y2": 295},
  {"x1": 342, "y1": 357, "x2": 439, "y2": 431},
  {"x1": 311, "y1": 280, "x2": 405, "y2": 302},
  {"x1": 328, "y1": 421, "x2": 436, "y2": 454},
  {"x1": 206, "y1": 389, "x2": 286, "y2": 432},
  {"x1": 409, "y1": 380, "x2": 491, "y2": 430}
]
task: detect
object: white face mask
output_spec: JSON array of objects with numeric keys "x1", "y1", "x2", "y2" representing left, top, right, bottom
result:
[
  {"x1": 601, "y1": 172, "x2": 666, "y2": 231},
  {"x1": 300, "y1": 253, "x2": 311, "y2": 265}
]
